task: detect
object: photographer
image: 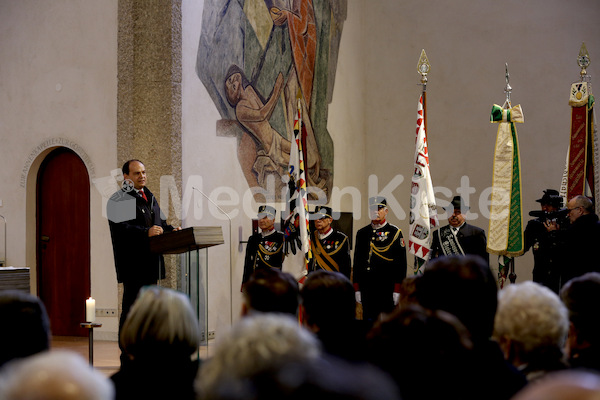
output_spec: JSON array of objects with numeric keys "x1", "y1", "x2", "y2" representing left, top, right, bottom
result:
[{"x1": 523, "y1": 189, "x2": 567, "y2": 293}]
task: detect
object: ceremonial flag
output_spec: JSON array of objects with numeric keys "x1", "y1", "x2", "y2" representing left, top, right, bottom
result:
[
  {"x1": 565, "y1": 82, "x2": 597, "y2": 208},
  {"x1": 285, "y1": 94, "x2": 312, "y2": 282},
  {"x1": 487, "y1": 104, "x2": 525, "y2": 258},
  {"x1": 560, "y1": 43, "x2": 599, "y2": 214},
  {"x1": 497, "y1": 255, "x2": 510, "y2": 289},
  {"x1": 408, "y1": 95, "x2": 438, "y2": 273}
]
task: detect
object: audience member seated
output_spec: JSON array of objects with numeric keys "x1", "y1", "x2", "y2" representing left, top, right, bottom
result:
[
  {"x1": 0, "y1": 350, "x2": 113, "y2": 400},
  {"x1": 560, "y1": 272, "x2": 600, "y2": 371},
  {"x1": 367, "y1": 304, "x2": 476, "y2": 400},
  {"x1": 494, "y1": 281, "x2": 569, "y2": 381},
  {"x1": 415, "y1": 255, "x2": 527, "y2": 400},
  {"x1": 111, "y1": 286, "x2": 201, "y2": 400},
  {"x1": 196, "y1": 313, "x2": 399, "y2": 400},
  {"x1": 511, "y1": 370, "x2": 600, "y2": 400},
  {"x1": 196, "y1": 313, "x2": 321, "y2": 399},
  {"x1": 0, "y1": 290, "x2": 51, "y2": 368},
  {"x1": 398, "y1": 275, "x2": 420, "y2": 308},
  {"x1": 241, "y1": 268, "x2": 299, "y2": 316},
  {"x1": 300, "y1": 270, "x2": 370, "y2": 362}
]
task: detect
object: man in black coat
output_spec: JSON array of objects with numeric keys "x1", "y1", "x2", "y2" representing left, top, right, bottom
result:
[
  {"x1": 522, "y1": 189, "x2": 566, "y2": 293},
  {"x1": 242, "y1": 205, "x2": 285, "y2": 286},
  {"x1": 353, "y1": 197, "x2": 407, "y2": 322},
  {"x1": 310, "y1": 206, "x2": 351, "y2": 279},
  {"x1": 430, "y1": 196, "x2": 489, "y2": 264},
  {"x1": 559, "y1": 195, "x2": 600, "y2": 286},
  {"x1": 107, "y1": 160, "x2": 179, "y2": 339}
]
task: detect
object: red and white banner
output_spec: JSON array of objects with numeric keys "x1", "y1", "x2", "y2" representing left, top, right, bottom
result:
[{"x1": 408, "y1": 95, "x2": 438, "y2": 269}]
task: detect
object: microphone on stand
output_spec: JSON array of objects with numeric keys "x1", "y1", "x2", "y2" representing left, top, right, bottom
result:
[{"x1": 192, "y1": 187, "x2": 234, "y2": 326}]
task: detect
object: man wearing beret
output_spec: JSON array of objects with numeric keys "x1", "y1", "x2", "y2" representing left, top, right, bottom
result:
[
  {"x1": 310, "y1": 206, "x2": 351, "y2": 279},
  {"x1": 430, "y1": 195, "x2": 489, "y2": 264},
  {"x1": 353, "y1": 197, "x2": 407, "y2": 322},
  {"x1": 242, "y1": 205, "x2": 285, "y2": 286}
]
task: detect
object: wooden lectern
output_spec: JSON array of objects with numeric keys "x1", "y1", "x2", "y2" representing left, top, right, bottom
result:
[{"x1": 149, "y1": 226, "x2": 224, "y2": 345}]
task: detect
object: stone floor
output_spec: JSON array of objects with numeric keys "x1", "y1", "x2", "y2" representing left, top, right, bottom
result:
[{"x1": 51, "y1": 336, "x2": 212, "y2": 377}]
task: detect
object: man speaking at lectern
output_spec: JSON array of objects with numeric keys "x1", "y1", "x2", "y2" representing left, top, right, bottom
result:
[{"x1": 107, "y1": 159, "x2": 180, "y2": 342}]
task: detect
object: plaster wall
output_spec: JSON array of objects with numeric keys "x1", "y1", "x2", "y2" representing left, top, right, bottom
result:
[
  {"x1": 0, "y1": 0, "x2": 119, "y2": 338},
  {"x1": 362, "y1": 0, "x2": 600, "y2": 277},
  {"x1": 182, "y1": 0, "x2": 367, "y2": 335}
]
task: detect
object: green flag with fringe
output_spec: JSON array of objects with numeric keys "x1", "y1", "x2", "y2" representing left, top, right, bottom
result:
[{"x1": 487, "y1": 104, "x2": 525, "y2": 257}]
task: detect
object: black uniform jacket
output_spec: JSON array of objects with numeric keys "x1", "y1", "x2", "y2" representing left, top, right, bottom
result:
[
  {"x1": 242, "y1": 230, "x2": 285, "y2": 284},
  {"x1": 311, "y1": 229, "x2": 351, "y2": 279}
]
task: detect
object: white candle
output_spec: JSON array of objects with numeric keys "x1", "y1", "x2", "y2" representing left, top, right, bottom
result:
[{"x1": 86, "y1": 297, "x2": 95, "y2": 323}]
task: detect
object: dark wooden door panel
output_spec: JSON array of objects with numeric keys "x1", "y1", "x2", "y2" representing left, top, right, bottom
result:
[{"x1": 37, "y1": 148, "x2": 90, "y2": 336}]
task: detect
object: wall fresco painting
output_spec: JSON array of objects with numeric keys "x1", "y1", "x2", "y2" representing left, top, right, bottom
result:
[{"x1": 197, "y1": 0, "x2": 347, "y2": 201}]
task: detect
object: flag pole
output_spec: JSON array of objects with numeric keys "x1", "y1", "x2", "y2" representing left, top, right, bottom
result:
[
  {"x1": 489, "y1": 63, "x2": 525, "y2": 287},
  {"x1": 418, "y1": 49, "x2": 430, "y2": 140},
  {"x1": 410, "y1": 49, "x2": 437, "y2": 274},
  {"x1": 504, "y1": 63, "x2": 517, "y2": 284}
]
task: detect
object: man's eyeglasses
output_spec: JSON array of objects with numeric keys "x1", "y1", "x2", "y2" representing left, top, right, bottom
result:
[{"x1": 567, "y1": 206, "x2": 582, "y2": 213}]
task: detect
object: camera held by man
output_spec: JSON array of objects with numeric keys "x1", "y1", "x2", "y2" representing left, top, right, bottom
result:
[{"x1": 522, "y1": 189, "x2": 566, "y2": 293}]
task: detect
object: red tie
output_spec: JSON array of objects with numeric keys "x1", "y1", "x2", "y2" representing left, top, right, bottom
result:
[{"x1": 140, "y1": 189, "x2": 148, "y2": 202}]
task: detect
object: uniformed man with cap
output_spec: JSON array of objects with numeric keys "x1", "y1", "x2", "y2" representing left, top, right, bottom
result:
[
  {"x1": 242, "y1": 205, "x2": 285, "y2": 286},
  {"x1": 523, "y1": 189, "x2": 567, "y2": 293},
  {"x1": 430, "y1": 195, "x2": 489, "y2": 264},
  {"x1": 310, "y1": 206, "x2": 351, "y2": 279},
  {"x1": 353, "y1": 197, "x2": 407, "y2": 322}
]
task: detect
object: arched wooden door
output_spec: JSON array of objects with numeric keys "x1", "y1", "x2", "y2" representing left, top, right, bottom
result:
[{"x1": 37, "y1": 148, "x2": 90, "y2": 336}]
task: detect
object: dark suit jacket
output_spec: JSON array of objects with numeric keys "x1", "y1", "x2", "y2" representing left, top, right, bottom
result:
[
  {"x1": 107, "y1": 186, "x2": 174, "y2": 284},
  {"x1": 560, "y1": 213, "x2": 600, "y2": 285},
  {"x1": 431, "y1": 223, "x2": 489, "y2": 264}
]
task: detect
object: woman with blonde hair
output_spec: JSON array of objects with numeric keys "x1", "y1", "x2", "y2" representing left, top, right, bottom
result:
[{"x1": 111, "y1": 286, "x2": 201, "y2": 400}]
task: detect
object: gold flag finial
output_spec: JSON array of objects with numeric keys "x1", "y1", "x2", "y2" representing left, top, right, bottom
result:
[
  {"x1": 577, "y1": 42, "x2": 591, "y2": 81},
  {"x1": 417, "y1": 49, "x2": 430, "y2": 85}
]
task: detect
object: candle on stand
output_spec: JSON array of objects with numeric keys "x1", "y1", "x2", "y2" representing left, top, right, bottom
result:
[{"x1": 86, "y1": 297, "x2": 96, "y2": 323}]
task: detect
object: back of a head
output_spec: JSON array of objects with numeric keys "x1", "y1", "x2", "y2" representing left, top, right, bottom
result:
[
  {"x1": 243, "y1": 268, "x2": 299, "y2": 316},
  {"x1": 301, "y1": 271, "x2": 355, "y2": 329},
  {"x1": 367, "y1": 304, "x2": 474, "y2": 399},
  {"x1": 416, "y1": 255, "x2": 498, "y2": 342},
  {"x1": 0, "y1": 290, "x2": 50, "y2": 367},
  {"x1": 196, "y1": 313, "x2": 321, "y2": 399},
  {"x1": 239, "y1": 356, "x2": 401, "y2": 400},
  {"x1": 121, "y1": 286, "x2": 200, "y2": 360},
  {"x1": 511, "y1": 370, "x2": 600, "y2": 400},
  {"x1": 0, "y1": 350, "x2": 113, "y2": 400},
  {"x1": 561, "y1": 272, "x2": 600, "y2": 346},
  {"x1": 495, "y1": 281, "x2": 568, "y2": 360}
]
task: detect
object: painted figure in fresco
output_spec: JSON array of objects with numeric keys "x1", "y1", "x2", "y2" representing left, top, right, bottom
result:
[
  {"x1": 225, "y1": 66, "x2": 290, "y2": 180},
  {"x1": 267, "y1": 0, "x2": 317, "y2": 111},
  {"x1": 196, "y1": 0, "x2": 346, "y2": 200},
  {"x1": 224, "y1": 65, "x2": 325, "y2": 192}
]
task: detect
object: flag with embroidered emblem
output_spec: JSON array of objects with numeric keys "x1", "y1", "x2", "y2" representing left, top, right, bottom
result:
[
  {"x1": 560, "y1": 43, "x2": 599, "y2": 214},
  {"x1": 284, "y1": 91, "x2": 312, "y2": 283},
  {"x1": 487, "y1": 102, "x2": 525, "y2": 258},
  {"x1": 409, "y1": 94, "x2": 438, "y2": 273}
]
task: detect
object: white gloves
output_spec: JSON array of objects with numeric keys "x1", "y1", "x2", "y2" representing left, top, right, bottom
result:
[
  {"x1": 355, "y1": 291, "x2": 362, "y2": 304},
  {"x1": 393, "y1": 292, "x2": 400, "y2": 306}
]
